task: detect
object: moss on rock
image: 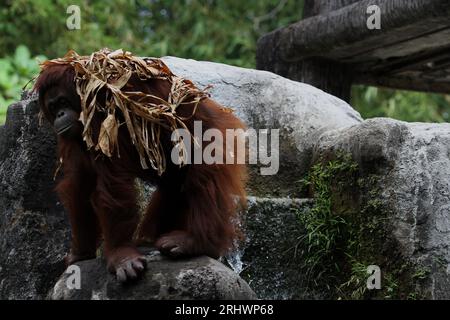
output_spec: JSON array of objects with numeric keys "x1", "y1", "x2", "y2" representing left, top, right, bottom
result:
[{"x1": 300, "y1": 152, "x2": 428, "y2": 299}]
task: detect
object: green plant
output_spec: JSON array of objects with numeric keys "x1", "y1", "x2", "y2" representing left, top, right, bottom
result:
[
  {"x1": 383, "y1": 272, "x2": 402, "y2": 299},
  {"x1": 338, "y1": 261, "x2": 370, "y2": 300},
  {"x1": 299, "y1": 153, "x2": 430, "y2": 299},
  {"x1": 298, "y1": 153, "x2": 359, "y2": 287},
  {"x1": 412, "y1": 267, "x2": 430, "y2": 281},
  {"x1": 0, "y1": 45, "x2": 45, "y2": 123}
]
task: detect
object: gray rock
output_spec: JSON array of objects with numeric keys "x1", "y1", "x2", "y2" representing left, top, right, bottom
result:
[
  {"x1": 0, "y1": 93, "x2": 70, "y2": 299},
  {"x1": 313, "y1": 118, "x2": 450, "y2": 299},
  {"x1": 226, "y1": 197, "x2": 317, "y2": 299},
  {"x1": 50, "y1": 248, "x2": 256, "y2": 300},
  {"x1": 162, "y1": 57, "x2": 362, "y2": 196},
  {"x1": 136, "y1": 182, "x2": 316, "y2": 299}
]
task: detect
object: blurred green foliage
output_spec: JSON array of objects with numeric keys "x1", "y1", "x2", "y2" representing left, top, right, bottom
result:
[
  {"x1": 0, "y1": 0, "x2": 303, "y2": 121},
  {"x1": 0, "y1": 0, "x2": 302, "y2": 65},
  {"x1": 0, "y1": 0, "x2": 449, "y2": 124},
  {"x1": 0, "y1": 45, "x2": 46, "y2": 123},
  {"x1": 352, "y1": 86, "x2": 450, "y2": 123}
]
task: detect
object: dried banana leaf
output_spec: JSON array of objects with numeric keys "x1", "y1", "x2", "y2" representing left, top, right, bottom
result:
[{"x1": 39, "y1": 48, "x2": 210, "y2": 175}]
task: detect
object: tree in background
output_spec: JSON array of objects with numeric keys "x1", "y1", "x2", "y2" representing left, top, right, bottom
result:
[
  {"x1": 352, "y1": 86, "x2": 450, "y2": 123},
  {"x1": 0, "y1": 0, "x2": 449, "y2": 124},
  {"x1": 0, "y1": 0, "x2": 303, "y2": 122},
  {"x1": 0, "y1": 0, "x2": 302, "y2": 65}
]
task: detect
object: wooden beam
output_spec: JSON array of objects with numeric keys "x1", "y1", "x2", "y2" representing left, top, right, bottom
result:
[
  {"x1": 353, "y1": 45, "x2": 450, "y2": 74},
  {"x1": 354, "y1": 74, "x2": 450, "y2": 94},
  {"x1": 337, "y1": 22, "x2": 450, "y2": 62},
  {"x1": 257, "y1": 0, "x2": 450, "y2": 63}
]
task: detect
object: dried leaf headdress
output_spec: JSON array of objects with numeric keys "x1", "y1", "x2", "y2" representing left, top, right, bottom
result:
[{"x1": 39, "y1": 48, "x2": 209, "y2": 175}]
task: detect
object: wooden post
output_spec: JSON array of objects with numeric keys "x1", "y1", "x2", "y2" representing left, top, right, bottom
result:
[
  {"x1": 257, "y1": 0, "x2": 450, "y2": 97},
  {"x1": 257, "y1": 0, "x2": 359, "y2": 101}
]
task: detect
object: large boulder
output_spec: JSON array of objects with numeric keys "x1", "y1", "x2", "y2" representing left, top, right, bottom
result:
[
  {"x1": 0, "y1": 93, "x2": 70, "y2": 299},
  {"x1": 50, "y1": 248, "x2": 256, "y2": 300},
  {"x1": 162, "y1": 57, "x2": 362, "y2": 196},
  {"x1": 311, "y1": 118, "x2": 450, "y2": 299}
]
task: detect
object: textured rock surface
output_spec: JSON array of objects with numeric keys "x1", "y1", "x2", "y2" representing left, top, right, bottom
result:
[
  {"x1": 0, "y1": 93, "x2": 70, "y2": 299},
  {"x1": 137, "y1": 183, "x2": 315, "y2": 300},
  {"x1": 313, "y1": 118, "x2": 450, "y2": 299},
  {"x1": 50, "y1": 248, "x2": 256, "y2": 300},
  {"x1": 226, "y1": 197, "x2": 317, "y2": 299},
  {"x1": 162, "y1": 57, "x2": 362, "y2": 196}
]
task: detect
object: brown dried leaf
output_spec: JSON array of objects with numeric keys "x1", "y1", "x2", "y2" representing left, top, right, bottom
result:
[{"x1": 96, "y1": 113, "x2": 119, "y2": 157}]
